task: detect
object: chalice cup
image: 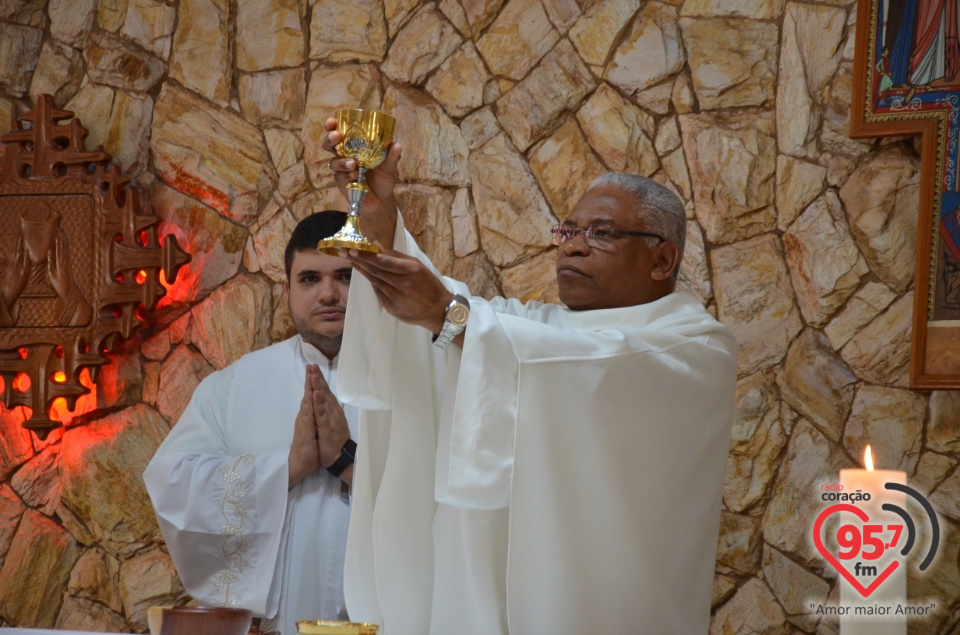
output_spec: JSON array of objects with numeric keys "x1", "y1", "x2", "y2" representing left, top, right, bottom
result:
[{"x1": 318, "y1": 109, "x2": 396, "y2": 255}]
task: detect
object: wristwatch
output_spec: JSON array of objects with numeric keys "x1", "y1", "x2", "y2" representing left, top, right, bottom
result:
[
  {"x1": 433, "y1": 294, "x2": 470, "y2": 350},
  {"x1": 326, "y1": 439, "x2": 357, "y2": 478}
]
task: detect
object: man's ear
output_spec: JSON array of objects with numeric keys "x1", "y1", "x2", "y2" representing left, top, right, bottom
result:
[
  {"x1": 650, "y1": 241, "x2": 680, "y2": 281},
  {"x1": 284, "y1": 279, "x2": 290, "y2": 295}
]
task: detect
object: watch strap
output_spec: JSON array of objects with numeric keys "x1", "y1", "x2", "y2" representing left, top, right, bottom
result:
[
  {"x1": 326, "y1": 438, "x2": 357, "y2": 478},
  {"x1": 434, "y1": 294, "x2": 470, "y2": 350}
]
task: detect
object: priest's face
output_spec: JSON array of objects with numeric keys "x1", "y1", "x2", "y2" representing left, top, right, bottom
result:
[
  {"x1": 556, "y1": 185, "x2": 676, "y2": 311},
  {"x1": 286, "y1": 249, "x2": 352, "y2": 355}
]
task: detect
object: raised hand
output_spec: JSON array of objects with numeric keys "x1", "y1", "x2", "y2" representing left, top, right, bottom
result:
[
  {"x1": 343, "y1": 244, "x2": 452, "y2": 337},
  {"x1": 322, "y1": 117, "x2": 402, "y2": 248},
  {"x1": 309, "y1": 364, "x2": 351, "y2": 470}
]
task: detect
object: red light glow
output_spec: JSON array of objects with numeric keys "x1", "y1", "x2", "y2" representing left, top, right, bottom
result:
[
  {"x1": 136, "y1": 270, "x2": 147, "y2": 284},
  {"x1": 12, "y1": 373, "x2": 30, "y2": 392},
  {"x1": 52, "y1": 371, "x2": 66, "y2": 383},
  {"x1": 48, "y1": 369, "x2": 97, "y2": 425}
]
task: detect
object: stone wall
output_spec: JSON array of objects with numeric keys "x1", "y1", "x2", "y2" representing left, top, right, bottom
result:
[{"x1": 0, "y1": 0, "x2": 958, "y2": 633}]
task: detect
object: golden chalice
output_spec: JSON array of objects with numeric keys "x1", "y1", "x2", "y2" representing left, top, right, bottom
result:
[{"x1": 318, "y1": 109, "x2": 396, "y2": 255}]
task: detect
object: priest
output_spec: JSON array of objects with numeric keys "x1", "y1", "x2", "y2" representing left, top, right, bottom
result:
[
  {"x1": 144, "y1": 211, "x2": 359, "y2": 635},
  {"x1": 326, "y1": 123, "x2": 738, "y2": 634}
]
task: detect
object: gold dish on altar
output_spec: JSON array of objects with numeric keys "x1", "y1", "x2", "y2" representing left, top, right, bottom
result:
[{"x1": 297, "y1": 620, "x2": 379, "y2": 635}]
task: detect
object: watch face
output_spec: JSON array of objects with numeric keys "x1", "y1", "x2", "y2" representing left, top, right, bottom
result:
[{"x1": 448, "y1": 303, "x2": 469, "y2": 326}]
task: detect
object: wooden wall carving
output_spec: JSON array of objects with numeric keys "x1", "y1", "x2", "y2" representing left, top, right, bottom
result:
[{"x1": 0, "y1": 95, "x2": 189, "y2": 438}]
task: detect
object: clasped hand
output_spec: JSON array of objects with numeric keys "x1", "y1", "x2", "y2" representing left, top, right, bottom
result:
[{"x1": 288, "y1": 364, "x2": 351, "y2": 487}]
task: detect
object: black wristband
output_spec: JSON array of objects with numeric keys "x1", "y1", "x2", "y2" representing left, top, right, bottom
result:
[{"x1": 326, "y1": 439, "x2": 357, "y2": 478}]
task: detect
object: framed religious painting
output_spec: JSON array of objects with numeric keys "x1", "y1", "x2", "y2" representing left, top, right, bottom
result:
[{"x1": 851, "y1": 0, "x2": 960, "y2": 388}]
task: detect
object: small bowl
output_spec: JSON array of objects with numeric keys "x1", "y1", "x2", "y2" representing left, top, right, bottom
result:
[
  {"x1": 160, "y1": 607, "x2": 253, "y2": 635},
  {"x1": 297, "y1": 621, "x2": 379, "y2": 635}
]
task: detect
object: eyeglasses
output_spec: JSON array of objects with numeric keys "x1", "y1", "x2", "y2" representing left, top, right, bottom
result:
[{"x1": 550, "y1": 224, "x2": 664, "y2": 249}]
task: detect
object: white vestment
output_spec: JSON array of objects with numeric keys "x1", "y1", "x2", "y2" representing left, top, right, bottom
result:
[
  {"x1": 338, "y1": 219, "x2": 739, "y2": 635},
  {"x1": 144, "y1": 337, "x2": 359, "y2": 635}
]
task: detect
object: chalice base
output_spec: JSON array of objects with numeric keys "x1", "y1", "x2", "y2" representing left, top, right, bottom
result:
[{"x1": 318, "y1": 215, "x2": 380, "y2": 255}]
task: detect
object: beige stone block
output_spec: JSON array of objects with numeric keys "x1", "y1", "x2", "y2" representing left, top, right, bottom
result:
[
  {"x1": 54, "y1": 596, "x2": 128, "y2": 634},
  {"x1": 777, "y1": 329, "x2": 856, "y2": 442},
  {"x1": 823, "y1": 281, "x2": 897, "y2": 351},
  {"x1": 119, "y1": 548, "x2": 187, "y2": 632},
  {"x1": 909, "y1": 452, "x2": 954, "y2": 497},
  {"x1": 678, "y1": 220, "x2": 710, "y2": 304},
  {"x1": 84, "y1": 31, "x2": 165, "y2": 92},
  {"x1": 671, "y1": 72, "x2": 695, "y2": 113},
  {"x1": 279, "y1": 161, "x2": 311, "y2": 204},
  {"x1": 121, "y1": 0, "x2": 176, "y2": 59},
  {"x1": 451, "y1": 187, "x2": 479, "y2": 257},
  {"x1": 67, "y1": 549, "x2": 122, "y2": 613},
  {"x1": 157, "y1": 346, "x2": 213, "y2": 425},
  {"x1": 237, "y1": 0, "x2": 305, "y2": 71},
  {"x1": 29, "y1": 39, "x2": 83, "y2": 105},
  {"x1": 577, "y1": 83, "x2": 656, "y2": 175},
  {"x1": 439, "y1": 0, "x2": 470, "y2": 35},
  {"x1": 469, "y1": 133, "x2": 557, "y2": 268},
  {"x1": 310, "y1": 0, "x2": 387, "y2": 63},
  {"x1": 0, "y1": 510, "x2": 80, "y2": 627},
  {"x1": 712, "y1": 234, "x2": 802, "y2": 374},
  {"x1": 397, "y1": 184, "x2": 456, "y2": 275},
  {"x1": 496, "y1": 40, "x2": 595, "y2": 151},
  {"x1": 384, "y1": 0, "x2": 419, "y2": 35},
  {"x1": 58, "y1": 406, "x2": 168, "y2": 557},
  {"x1": 190, "y1": 274, "x2": 274, "y2": 369},
  {"x1": 929, "y1": 392, "x2": 960, "y2": 455},
  {"x1": 654, "y1": 116, "x2": 682, "y2": 155},
  {"x1": 169, "y1": 0, "x2": 231, "y2": 106},
  {"x1": 660, "y1": 146, "x2": 691, "y2": 201},
  {"x1": 425, "y1": 42, "x2": 488, "y2": 118},
  {"x1": 776, "y1": 3, "x2": 845, "y2": 158},
  {"x1": 843, "y1": 385, "x2": 924, "y2": 474},
  {"x1": 498, "y1": 249, "x2": 561, "y2": 304},
  {"x1": 302, "y1": 64, "x2": 382, "y2": 186},
  {"x1": 462, "y1": 0, "x2": 506, "y2": 36},
  {"x1": 460, "y1": 106, "x2": 501, "y2": 150},
  {"x1": 821, "y1": 61, "x2": 873, "y2": 159},
  {"x1": 10, "y1": 449, "x2": 59, "y2": 515},
  {"x1": 681, "y1": 108, "x2": 777, "y2": 244},
  {"x1": 265, "y1": 128, "x2": 304, "y2": 174},
  {"x1": 383, "y1": 5, "x2": 462, "y2": 85},
  {"x1": 569, "y1": 0, "x2": 639, "y2": 66},
  {"x1": 681, "y1": 0, "x2": 786, "y2": 18},
  {"x1": 712, "y1": 574, "x2": 736, "y2": 608},
  {"x1": 104, "y1": 90, "x2": 153, "y2": 174},
  {"x1": 681, "y1": 17, "x2": 777, "y2": 109},
  {"x1": 385, "y1": 86, "x2": 471, "y2": 187},
  {"x1": 723, "y1": 370, "x2": 784, "y2": 512},
  {"x1": 98, "y1": 0, "x2": 129, "y2": 33},
  {"x1": 840, "y1": 293, "x2": 913, "y2": 387},
  {"x1": 253, "y1": 208, "x2": 298, "y2": 282},
  {"x1": 152, "y1": 84, "x2": 275, "y2": 224},
  {"x1": 605, "y1": 2, "x2": 684, "y2": 94},
  {"x1": 49, "y1": 0, "x2": 97, "y2": 47},
  {"x1": 543, "y1": 0, "x2": 581, "y2": 32},
  {"x1": 63, "y1": 82, "x2": 116, "y2": 151},
  {"x1": 0, "y1": 23, "x2": 44, "y2": 97},
  {"x1": 761, "y1": 420, "x2": 852, "y2": 568},
  {"x1": 476, "y1": 0, "x2": 559, "y2": 80},
  {"x1": 239, "y1": 67, "x2": 307, "y2": 129},
  {"x1": 775, "y1": 155, "x2": 827, "y2": 230},
  {"x1": 529, "y1": 118, "x2": 605, "y2": 221},
  {"x1": 839, "y1": 148, "x2": 919, "y2": 293},
  {"x1": 1, "y1": 0, "x2": 47, "y2": 27},
  {"x1": 784, "y1": 190, "x2": 868, "y2": 326},
  {"x1": 716, "y1": 512, "x2": 761, "y2": 575},
  {"x1": 907, "y1": 517, "x2": 960, "y2": 612},
  {"x1": 150, "y1": 183, "x2": 247, "y2": 306},
  {"x1": 451, "y1": 251, "x2": 501, "y2": 300},
  {"x1": 762, "y1": 545, "x2": 829, "y2": 631}
]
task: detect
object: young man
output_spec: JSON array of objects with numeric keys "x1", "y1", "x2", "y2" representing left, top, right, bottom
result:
[
  {"x1": 326, "y1": 120, "x2": 739, "y2": 635},
  {"x1": 144, "y1": 211, "x2": 357, "y2": 635}
]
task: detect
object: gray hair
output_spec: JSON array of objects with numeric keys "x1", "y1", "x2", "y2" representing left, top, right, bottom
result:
[{"x1": 586, "y1": 173, "x2": 686, "y2": 269}]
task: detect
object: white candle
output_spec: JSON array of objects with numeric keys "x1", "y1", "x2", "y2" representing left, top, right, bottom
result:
[{"x1": 838, "y1": 446, "x2": 906, "y2": 635}]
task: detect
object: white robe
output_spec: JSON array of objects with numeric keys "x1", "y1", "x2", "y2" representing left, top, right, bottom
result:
[
  {"x1": 339, "y1": 219, "x2": 739, "y2": 634},
  {"x1": 143, "y1": 337, "x2": 359, "y2": 635}
]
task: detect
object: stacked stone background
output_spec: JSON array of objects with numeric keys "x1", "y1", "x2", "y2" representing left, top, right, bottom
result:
[{"x1": 0, "y1": 0, "x2": 958, "y2": 633}]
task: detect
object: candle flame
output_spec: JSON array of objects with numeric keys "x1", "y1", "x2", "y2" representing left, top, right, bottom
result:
[{"x1": 864, "y1": 445, "x2": 874, "y2": 471}]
